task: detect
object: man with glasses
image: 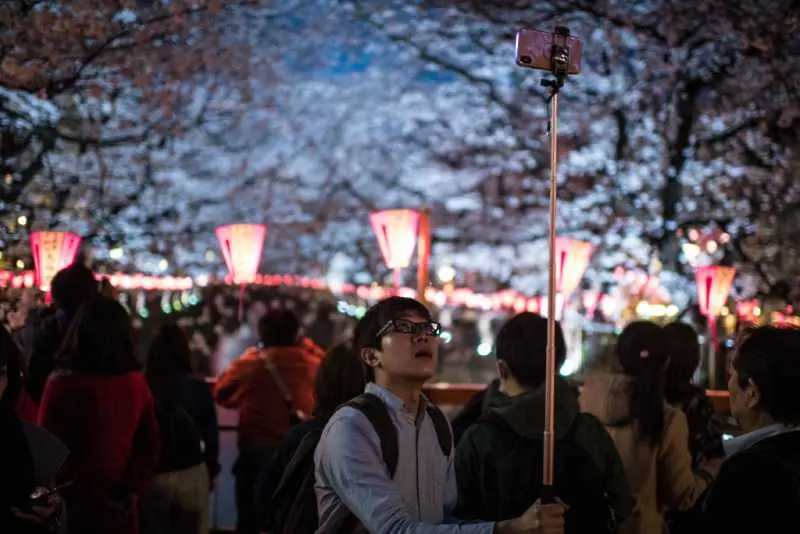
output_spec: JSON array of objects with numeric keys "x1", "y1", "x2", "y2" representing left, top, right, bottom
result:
[{"x1": 314, "y1": 296, "x2": 564, "y2": 534}]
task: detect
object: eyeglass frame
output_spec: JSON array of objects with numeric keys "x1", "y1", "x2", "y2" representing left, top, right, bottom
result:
[{"x1": 374, "y1": 317, "x2": 443, "y2": 340}]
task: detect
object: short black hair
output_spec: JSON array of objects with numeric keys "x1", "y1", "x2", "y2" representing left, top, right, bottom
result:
[
  {"x1": 51, "y1": 262, "x2": 97, "y2": 314},
  {"x1": 734, "y1": 326, "x2": 800, "y2": 425},
  {"x1": 353, "y1": 297, "x2": 432, "y2": 381},
  {"x1": 663, "y1": 322, "x2": 701, "y2": 404},
  {"x1": 495, "y1": 312, "x2": 567, "y2": 388},
  {"x1": 258, "y1": 309, "x2": 300, "y2": 347}
]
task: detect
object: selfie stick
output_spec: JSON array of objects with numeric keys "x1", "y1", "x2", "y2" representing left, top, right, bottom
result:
[{"x1": 542, "y1": 26, "x2": 571, "y2": 496}]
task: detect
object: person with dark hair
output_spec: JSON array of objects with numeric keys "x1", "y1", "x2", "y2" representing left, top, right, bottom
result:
[
  {"x1": 37, "y1": 296, "x2": 160, "y2": 534},
  {"x1": 579, "y1": 321, "x2": 716, "y2": 534},
  {"x1": 214, "y1": 308, "x2": 322, "y2": 534},
  {"x1": 663, "y1": 322, "x2": 724, "y2": 468},
  {"x1": 701, "y1": 326, "x2": 800, "y2": 533},
  {"x1": 140, "y1": 324, "x2": 220, "y2": 534},
  {"x1": 314, "y1": 297, "x2": 564, "y2": 534},
  {"x1": 23, "y1": 261, "x2": 98, "y2": 403},
  {"x1": 256, "y1": 340, "x2": 367, "y2": 531},
  {"x1": 454, "y1": 312, "x2": 633, "y2": 533},
  {"x1": 1, "y1": 325, "x2": 64, "y2": 532}
]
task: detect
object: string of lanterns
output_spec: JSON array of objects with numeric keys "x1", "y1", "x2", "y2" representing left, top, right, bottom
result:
[{"x1": 11, "y1": 213, "x2": 742, "y2": 327}]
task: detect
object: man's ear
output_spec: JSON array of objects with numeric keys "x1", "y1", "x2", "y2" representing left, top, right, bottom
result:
[
  {"x1": 745, "y1": 378, "x2": 761, "y2": 410},
  {"x1": 361, "y1": 347, "x2": 380, "y2": 370},
  {"x1": 496, "y1": 359, "x2": 510, "y2": 381}
]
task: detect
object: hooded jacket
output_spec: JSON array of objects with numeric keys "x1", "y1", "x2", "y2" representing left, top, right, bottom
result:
[
  {"x1": 579, "y1": 372, "x2": 710, "y2": 534},
  {"x1": 454, "y1": 378, "x2": 633, "y2": 531}
]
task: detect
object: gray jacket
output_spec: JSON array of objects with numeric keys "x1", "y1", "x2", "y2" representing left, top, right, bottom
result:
[{"x1": 314, "y1": 383, "x2": 494, "y2": 534}]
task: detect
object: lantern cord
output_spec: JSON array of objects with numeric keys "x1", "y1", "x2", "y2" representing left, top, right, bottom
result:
[
  {"x1": 238, "y1": 283, "x2": 246, "y2": 322},
  {"x1": 707, "y1": 315, "x2": 718, "y2": 389},
  {"x1": 540, "y1": 26, "x2": 571, "y2": 498}
]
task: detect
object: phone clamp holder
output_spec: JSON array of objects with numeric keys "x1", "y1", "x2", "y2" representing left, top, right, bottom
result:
[{"x1": 541, "y1": 26, "x2": 571, "y2": 94}]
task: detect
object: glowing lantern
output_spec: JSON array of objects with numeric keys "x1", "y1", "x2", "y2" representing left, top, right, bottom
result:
[
  {"x1": 554, "y1": 237, "x2": 594, "y2": 298},
  {"x1": 370, "y1": 209, "x2": 420, "y2": 288},
  {"x1": 695, "y1": 265, "x2": 736, "y2": 389},
  {"x1": 695, "y1": 266, "x2": 736, "y2": 318},
  {"x1": 215, "y1": 223, "x2": 267, "y2": 284},
  {"x1": 29, "y1": 231, "x2": 82, "y2": 292}
]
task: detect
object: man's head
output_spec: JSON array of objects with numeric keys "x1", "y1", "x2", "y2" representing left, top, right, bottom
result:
[
  {"x1": 354, "y1": 297, "x2": 440, "y2": 385},
  {"x1": 728, "y1": 326, "x2": 800, "y2": 431},
  {"x1": 257, "y1": 309, "x2": 300, "y2": 348},
  {"x1": 495, "y1": 312, "x2": 567, "y2": 392},
  {"x1": 51, "y1": 262, "x2": 97, "y2": 314}
]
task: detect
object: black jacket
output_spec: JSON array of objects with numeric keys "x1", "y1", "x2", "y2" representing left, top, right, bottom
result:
[
  {"x1": 454, "y1": 379, "x2": 634, "y2": 531},
  {"x1": 450, "y1": 379, "x2": 501, "y2": 446},
  {"x1": 703, "y1": 430, "x2": 800, "y2": 533}
]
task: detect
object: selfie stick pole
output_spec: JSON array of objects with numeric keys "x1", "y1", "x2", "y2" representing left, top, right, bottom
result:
[{"x1": 542, "y1": 26, "x2": 571, "y2": 495}]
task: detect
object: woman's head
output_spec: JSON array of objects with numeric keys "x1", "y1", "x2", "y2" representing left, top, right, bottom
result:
[
  {"x1": 55, "y1": 295, "x2": 140, "y2": 375},
  {"x1": 729, "y1": 326, "x2": 800, "y2": 431},
  {"x1": 313, "y1": 341, "x2": 367, "y2": 420},
  {"x1": 146, "y1": 324, "x2": 193, "y2": 378},
  {"x1": 663, "y1": 322, "x2": 701, "y2": 403},
  {"x1": 616, "y1": 321, "x2": 669, "y2": 444},
  {"x1": 0, "y1": 326, "x2": 23, "y2": 407}
]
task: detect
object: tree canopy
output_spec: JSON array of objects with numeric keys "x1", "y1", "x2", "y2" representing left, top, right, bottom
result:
[{"x1": 1, "y1": 0, "x2": 798, "y2": 304}]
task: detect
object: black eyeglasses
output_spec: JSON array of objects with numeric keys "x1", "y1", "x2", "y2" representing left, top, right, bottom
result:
[{"x1": 375, "y1": 318, "x2": 442, "y2": 339}]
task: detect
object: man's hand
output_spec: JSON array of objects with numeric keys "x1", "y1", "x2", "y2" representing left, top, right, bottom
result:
[{"x1": 495, "y1": 499, "x2": 566, "y2": 534}]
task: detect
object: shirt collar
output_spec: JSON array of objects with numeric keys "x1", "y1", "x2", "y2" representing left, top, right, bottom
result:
[
  {"x1": 724, "y1": 423, "x2": 789, "y2": 457},
  {"x1": 364, "y1": 382, "x2": 430, "y2": 417}
]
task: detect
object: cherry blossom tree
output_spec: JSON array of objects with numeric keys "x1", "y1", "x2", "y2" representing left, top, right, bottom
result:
[{"x1": 334, "y1": 0, "x2": 800, "y2": 299}]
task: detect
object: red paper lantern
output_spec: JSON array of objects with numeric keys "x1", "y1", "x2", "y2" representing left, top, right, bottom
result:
[
  {"x1": 29, "y1": 231, "x2": 82, "y2": 292},
  {"x1": 554, "y1": 237, "x2": 594, "y2": 298},
  {"x1": 370, "y1": 209, "x2": 420, "y2": 270},
  {"x1": 215, "y1": 223, "x2": 267, "y2": 284},
  {"x1": 695, "y1": 265, "x2": 736, "y2": 318}
]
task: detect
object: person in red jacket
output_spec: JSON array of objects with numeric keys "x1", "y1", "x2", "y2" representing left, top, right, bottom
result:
[
  {"x1": 38, "y1": 296, "x2": 160, "y2": 534},
  {"x1": 215, "y1": 308, "x2": 322, "y2": 534}
]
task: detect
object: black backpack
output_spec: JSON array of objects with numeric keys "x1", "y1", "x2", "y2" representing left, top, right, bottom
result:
[{"x1": 270, "y1": 392, "x2": 452, "y2": 534}]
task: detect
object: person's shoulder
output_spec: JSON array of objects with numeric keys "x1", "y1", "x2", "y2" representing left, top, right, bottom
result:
[
  {"x1": 571, "y1": 411, "x2": 613, "y2": 441},
  {"x1": 663, "y1": 403, "x2": 687, "y2": 425},
  {"x1": 459, "y1": 411, "x2": 509, "y2": 450}
]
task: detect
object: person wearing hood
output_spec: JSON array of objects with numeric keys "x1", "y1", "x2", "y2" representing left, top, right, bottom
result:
[
  {"x1": 579, "y1": 321, "x2": 718, "y2": 534},
  {"x1": 454, "y1": 312, "x2": 633, "y2": 533}
]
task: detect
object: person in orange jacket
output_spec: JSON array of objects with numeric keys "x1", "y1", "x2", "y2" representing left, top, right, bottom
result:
[{"x1": 214, "y1": 309, "x2": 322, "y2": 534}]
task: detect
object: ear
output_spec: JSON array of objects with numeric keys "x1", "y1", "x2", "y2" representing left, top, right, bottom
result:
[
  {"x1": 744, "y1": 378, "x2": 761, "y2": 410},
  {"x1": 496, "y1": 359, "x2": 510, "y2": 381},
  {"x1": 361, "y1": 347, "x2": 380, "y2": 370}
]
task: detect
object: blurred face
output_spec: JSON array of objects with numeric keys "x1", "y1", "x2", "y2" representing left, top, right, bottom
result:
[{"x1": 365, "y1": 312, "x2": 441, "y2": 384}]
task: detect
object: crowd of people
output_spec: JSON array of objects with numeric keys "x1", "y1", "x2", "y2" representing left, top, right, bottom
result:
[{"x1": 1, "y1": 260, "x2": 799, "y2": 534}]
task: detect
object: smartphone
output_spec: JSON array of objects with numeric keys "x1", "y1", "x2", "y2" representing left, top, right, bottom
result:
[
  {"x1": 29, "y1": 482, "x2": 73, "y2": 504},
  {"x1": 515, "y1": 28, "x2": 582, "y2": 75}
]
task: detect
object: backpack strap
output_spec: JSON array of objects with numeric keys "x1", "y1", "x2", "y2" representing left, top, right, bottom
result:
[
  {"x1": 425, "y1": 404, "x2": 453, "y2": 457},
  {"x1": 345, "y1": 393, "x2": 399, "y2": 478}
]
